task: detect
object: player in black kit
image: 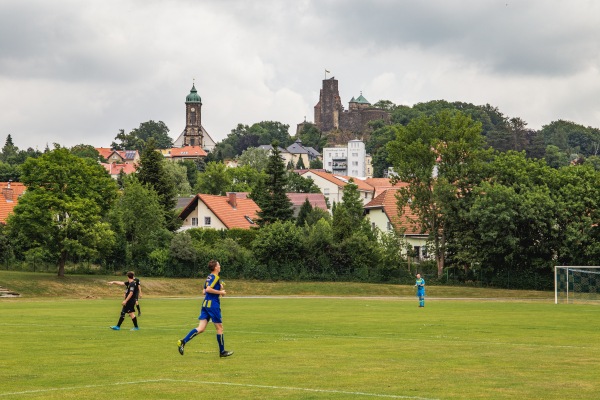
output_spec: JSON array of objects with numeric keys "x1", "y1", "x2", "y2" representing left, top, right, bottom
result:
[{"x1": 108, "y1": 271, "x2": 140, "y2": 331}]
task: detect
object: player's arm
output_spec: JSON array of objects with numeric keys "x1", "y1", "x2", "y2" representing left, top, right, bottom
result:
[
  {"x1": 108, "y1": 281, "x2": 125, "y2": 285},
  {"x1": 138, "y1": 284, "x2": 142, "y2": 298},
  {"x1": 122, "y1": 291, "x2": 133, "y2": 305},
  {"x1": 205, "y1": 286, "x2": 226, "y2": 296}
]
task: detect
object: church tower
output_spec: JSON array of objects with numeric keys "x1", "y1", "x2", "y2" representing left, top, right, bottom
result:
[{"x1": 183, "y1": 84, "x2": 203, "y2": 147}]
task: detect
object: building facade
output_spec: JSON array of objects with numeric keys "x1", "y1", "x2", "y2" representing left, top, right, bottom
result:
[{"x1": 322, "y1": 139, "x2": 370, "y2": 178}]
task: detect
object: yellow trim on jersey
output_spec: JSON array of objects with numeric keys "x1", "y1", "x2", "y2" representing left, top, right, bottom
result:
[{"x1": 209, "y1": 274, "x2": 220, "y2": 288}]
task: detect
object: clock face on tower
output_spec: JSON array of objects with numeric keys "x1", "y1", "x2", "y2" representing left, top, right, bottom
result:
[{"x1": 190, "y1": 107, "x2": 195, "y2": 112}]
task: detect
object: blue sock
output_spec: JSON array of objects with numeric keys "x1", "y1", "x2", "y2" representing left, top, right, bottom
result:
[
  {"x1": 217, "y1": 334, "x2": 224, "y2": 353},
  {"x1": 183, "y1": 328, "x2": 198, "y2": 343}
]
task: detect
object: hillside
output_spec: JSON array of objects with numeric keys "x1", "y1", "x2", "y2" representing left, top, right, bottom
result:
[{"x1": 0, "y1": 271, "x2": 553, "y2": 300}]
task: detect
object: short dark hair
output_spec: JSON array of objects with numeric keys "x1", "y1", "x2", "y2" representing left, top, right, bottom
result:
[
  {"x1": 127, "y1": 271, "x2": 135, "y2": 279},
  {"x1": 208, "y1": 260, "x2": 219, "y2": 271}
]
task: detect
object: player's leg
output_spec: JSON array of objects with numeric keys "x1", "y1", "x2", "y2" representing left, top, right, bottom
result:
[
  {"x1": 129, "y1": 311, "x2": 139, "y2": 330},
  {"x1": 110, "y1": 307, "x2": 127, "y2": 330},
  {"x1": 178, "y1": 318, "x2": 208, "y2": 355},
  {"x1": 212, "y1": 313, "x2": 233, "y2": 357},
  {"x1": 136, "y1": 300, "x2": 141, "y2": 316}
]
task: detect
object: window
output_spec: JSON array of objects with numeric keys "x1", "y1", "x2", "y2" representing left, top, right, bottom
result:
[
  {"x1": 191, "y1": 218, "x2": 198, "y2": 226},
  {"x1": 364, "y1": 192, "x2": 368, "y2": 199},
  {"x1": 387, "y1": 222, "x2": 393, "y2": 231},
  {"x1": 352, "y1": 153, "x2": 358, "y2": 157},
  {"x1": 352, "y1": 161, "x2": 358, "y2": 166},
  {"x1": 324, "y1": 188, "x2": 330, "y2": 195},
  {"x1": 204, "y1": 217, "x2": 211, "y2": 226}
]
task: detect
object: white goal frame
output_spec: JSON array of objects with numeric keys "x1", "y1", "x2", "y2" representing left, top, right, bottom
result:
[{"x1": 554, "y1": 266, "x2": 600, "y2": 304}]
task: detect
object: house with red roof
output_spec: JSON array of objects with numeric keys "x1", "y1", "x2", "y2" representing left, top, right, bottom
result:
[
  {"x1": 101, "y1": 162, "x2": 137, "y2": 179},
  {"x1": 285, "y1": 193, "x2": 328, "y2": 216},
  {"x1": 298, "y1": 169, "x2": 375, "y2": 205},
  {"x1": 96, "y1": 148, "x2": 140, "y2": 165},
  {"x1": 178, "y1": 192, "x2": 260, "y2": 230},
  {"x1": 0, "y1": 181, "x2": 27, "y2": 224},
  {"x1": 364, "y1": 188, "x2": 429, "y2": 260},
  {"x1": 163, "y1": 145, "x2": 207, "y2": 162}
]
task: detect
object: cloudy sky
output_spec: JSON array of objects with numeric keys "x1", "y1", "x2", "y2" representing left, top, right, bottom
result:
[{"x1": 1, "y1": 0, "x2": 599, "y2": 150}]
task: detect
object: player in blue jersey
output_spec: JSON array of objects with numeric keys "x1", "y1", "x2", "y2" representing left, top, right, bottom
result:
[
  {"x1": 108, "y1": 271, "x2": 140, "y2": 330},
  {"x1": 177, "y1": 260, "x2": 233, "y2": 358},
  {"x1": 415, "y1": 273, "x2": 425, "y2": 307}
]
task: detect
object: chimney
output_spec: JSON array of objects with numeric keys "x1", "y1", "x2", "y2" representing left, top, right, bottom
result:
[
  {"x1": 228, "y1": 192, "x2": 237, "y2": 209},
  {"x1": 3, "y1": 185, "x2": 13, "y2": 202}
]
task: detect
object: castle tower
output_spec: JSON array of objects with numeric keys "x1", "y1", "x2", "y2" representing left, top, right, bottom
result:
[
  {"x1": 314, "y1": 77, "x2": 344, "y2": 132},
  {"x1": 183, "y1": 84, "x2": 203, "y2": 147}
]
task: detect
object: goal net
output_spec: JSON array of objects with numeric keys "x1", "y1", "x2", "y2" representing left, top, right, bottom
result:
[{"x1": 554, "y1": 266, "x2": 600, "y2": 304}]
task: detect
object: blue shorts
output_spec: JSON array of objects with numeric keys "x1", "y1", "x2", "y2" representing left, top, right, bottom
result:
[
  {"x1": 199, "y1": 307, "x2": 222, "y2": 323},
  {"x1": 416, "y1": 290, "x2": 425, "y2": 297}
]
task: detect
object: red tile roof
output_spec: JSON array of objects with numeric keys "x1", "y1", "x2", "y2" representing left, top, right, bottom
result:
[
  {"x1": 96, "y1": 147, "x2": 114, "y2": 160},
  {"x1": 286, "y1": 193, "x2": 328, "y2": 211},
  {"x1": 180, "y1": 193, "x2": 260, "y2": 229},
  {"x1": 365, "y1": 188, "x2": 423, "y2": 234},
  {"x1": 101, "y1": 163, "x2": 137, "y2": 175},
  {"x1": 0, "y1": 182, "x2": 27, "y2": 224},
  {"x1": 365, "y1": 177, "x2": 408, "y2": 197},
  {"x1": 169, "y1": 146, "x2": 207, "y2": 158},
  {"x1": 300, "y1": 169, "x2": 374, "y2": 192}
]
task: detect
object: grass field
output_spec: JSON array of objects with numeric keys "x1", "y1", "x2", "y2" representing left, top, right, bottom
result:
[{"x1": 1, "y1": 272, "x2": 599, "y2": 399}]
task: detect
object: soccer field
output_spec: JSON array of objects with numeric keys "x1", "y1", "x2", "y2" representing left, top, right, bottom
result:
[{"x1": 0, "y1": 296, "x2": 598, "y2": 399}]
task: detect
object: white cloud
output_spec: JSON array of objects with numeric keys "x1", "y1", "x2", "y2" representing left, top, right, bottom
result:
[{"x1": 1, "y1": 0, "x2": 599, "y2": 150}]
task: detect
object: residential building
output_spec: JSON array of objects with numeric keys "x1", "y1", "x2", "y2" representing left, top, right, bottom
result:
[
  {"x1": 364, "y1": 188, "x2": 429, "y2": 261},
  {"x1": 322, "y1": 139, "x2": 369, "y2": 178},
  {"x1": 257, "y1": 144, "x2": 292, "y2": 166},
  {"x1": 298, "y1": 169, "x2": 375, "y2": 206},
  {"x1": 0, "y1": 181, "x2": 26, "y2": 224},
  {"x1": 285, "y1": 193, "x2": 328, "y2": 216},
  {"x1": 101, "y1": 162, "x2": 137, "y2": 179},
  {"x1": 178, "y1": 192, "x2": 260, "y2": 231},
  {"x1": 163, "y1": 145, "x2": 207, "y2": 162},
  {"x1": 96, "y1": 148, "x2": 140, "y2": 165},
  {"x1": 286, "y1": 139, "x2": 320, "y2": 169}
]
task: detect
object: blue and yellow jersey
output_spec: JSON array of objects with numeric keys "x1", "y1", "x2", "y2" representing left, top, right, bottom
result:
[{"x1": 202, "y1": 273, "x2": 222, "y2": 309}]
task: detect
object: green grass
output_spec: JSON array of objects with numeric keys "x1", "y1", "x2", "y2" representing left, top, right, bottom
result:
[{"x1": 1, "y1": 272, "x2": 598, "y2": 399}]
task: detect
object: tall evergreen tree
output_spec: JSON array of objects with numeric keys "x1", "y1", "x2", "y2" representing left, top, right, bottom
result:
[
  {"x1": 256, "y1": 141, "x2": 294, "y2": 226},
  {"x1": 136, "y1": 138, "x2": 179, "y2": 230},
  {"x1": 296, "y1": 198, "x2": 313, "y2": 226}
]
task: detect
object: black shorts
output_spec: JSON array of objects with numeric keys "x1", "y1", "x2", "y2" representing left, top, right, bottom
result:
[{"x1": 122, "y1": 300, "x2": 136, "y2": 314}]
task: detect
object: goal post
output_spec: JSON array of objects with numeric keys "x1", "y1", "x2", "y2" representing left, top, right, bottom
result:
[{"x1": 555, "y1": 266, "x2": 600, "y2": 304}]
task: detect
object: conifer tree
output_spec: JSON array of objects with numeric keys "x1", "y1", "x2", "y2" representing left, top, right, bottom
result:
[
  {"x1": 296, "y1": 198, "x2": 313, "y2": 226},
  {"x1": 256, "y1": 141, "x2": 294, "y2": 226},
  {"x1": 136, "y1": 138, "x2": 179, "y2": 230}
]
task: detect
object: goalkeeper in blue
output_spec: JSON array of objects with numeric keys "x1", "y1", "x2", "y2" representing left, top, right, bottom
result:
[
  {"x1": 177, "y1": 260, "x2": 233, "y2": 358},
  {"x1": 415, "y1": 273, "x2": 425, "y2": 307}
]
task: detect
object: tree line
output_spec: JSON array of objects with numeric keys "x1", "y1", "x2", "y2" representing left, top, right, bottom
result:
[{"x1": 1, "y1": 99, "x2": 600, "y2": 290}]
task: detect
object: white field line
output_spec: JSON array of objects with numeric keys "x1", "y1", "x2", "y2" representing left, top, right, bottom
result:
[{"x1": 0, "y1": 378, "x2": 439, "y2": 400}]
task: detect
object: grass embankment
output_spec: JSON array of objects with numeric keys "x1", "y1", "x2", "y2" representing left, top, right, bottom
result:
[{"x1": 0, "y1": 270, "x2": 553, "y2": 300}]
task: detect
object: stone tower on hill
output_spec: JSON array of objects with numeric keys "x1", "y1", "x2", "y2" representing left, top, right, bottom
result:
[{"x1": 313, "y1": 77, "x2": 390, "y2": 134}]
